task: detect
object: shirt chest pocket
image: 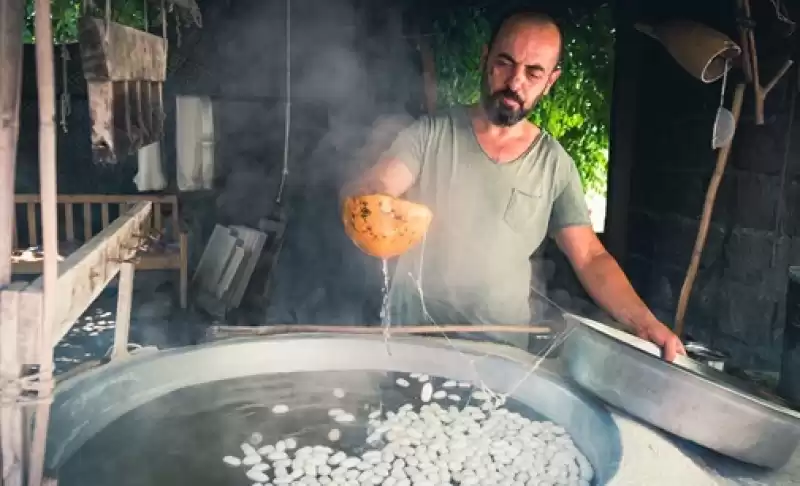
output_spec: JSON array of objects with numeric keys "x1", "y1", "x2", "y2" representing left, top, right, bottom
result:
[{"x1": 503, "y1": 188, "x2": 549, "y2": 243}]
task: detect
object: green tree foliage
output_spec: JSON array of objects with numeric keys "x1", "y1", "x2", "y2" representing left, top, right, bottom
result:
[
  {"x1": 431, "y1": 6, "x2": 614, "y2": 195},
  {"x1": 23, "y1": 0, "x2": 148, "y2": 44}
]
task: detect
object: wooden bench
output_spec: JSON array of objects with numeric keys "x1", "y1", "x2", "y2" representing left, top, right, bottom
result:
[{"x1": 11, "y1": 194, "x2": 188, "y2": 308}]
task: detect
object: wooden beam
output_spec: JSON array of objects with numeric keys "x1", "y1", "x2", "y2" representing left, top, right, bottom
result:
[
  {"x1": 0, "y1": 284, "x2": 28, "y2": 486},
  {"x1": 78, "y1": 17, "x2": 167, "y2": 82},
  {"x1": 24, "y1": 202, "x2": 152, "y2": 348},
  {"x1": 0, "y1": 0, "x2": 25, "y2": 482},
  {"x1": 111, "y1": 262, "x2": 135, "y2": 360},
  {"x1": 0, "y1": 0, "x2": 25, "y2": 285},
  {"x1": 28, "y1": 0, "x2": 60, "y2": 481}
]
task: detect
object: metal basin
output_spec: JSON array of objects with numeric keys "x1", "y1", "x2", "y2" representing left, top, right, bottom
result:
[
  {"x1": 561, "y1": 314, "x2": 800, "y2": 469},
  {"x1": 46, "y1": 334, "x2": 622, "y2": 484}
]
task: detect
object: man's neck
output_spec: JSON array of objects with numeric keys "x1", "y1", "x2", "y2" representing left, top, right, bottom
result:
[{"x1": 469, "y1": 104, "x2": 532, "y2": 141}]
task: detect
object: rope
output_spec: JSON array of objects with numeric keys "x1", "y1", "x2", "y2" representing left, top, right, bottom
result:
[{"x1": 0, "y1": 372, "x2": 56, "y2": 406}]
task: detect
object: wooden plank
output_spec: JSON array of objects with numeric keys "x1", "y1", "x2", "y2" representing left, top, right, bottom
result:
[
  {"x1": 192, "y1": 225, "x2": 237, "y2": 289},
  {"x1": 78, "y1": 17, "x2": 167, "y2": 82},
  {"x1": 15, "y1": 194, "x2": 178, "y2": 204},
  {"x1": 101, "y1": 202, "x2": 110, "y2": 228},
  {"x1": 27, "y1": 202, "x2": 36, "y2": 246},
  {"x1": 171, "y1": 199, "x2": 180, "y2": 237},
  {"x1": 111, "y1": 262, "x2": 134, "y2": 359},
  {"x1": 25, "y1": 201, "x2": 152, "y2": 347},
  {"x1": 64, "y1": 203, "x2": 74, "y2": 241},
  {"x1": 216, "y1": 246, "x2": 245, "y2": 300},
  {"x1": 227, "y1": 225, "x2": 267, "y2": 307},
  {"x1": 82, "y1": 203, "x2": 92, "y2": 241},
  {"x1": 12, "y1": 252, "x2": 180, "y2": 274}
]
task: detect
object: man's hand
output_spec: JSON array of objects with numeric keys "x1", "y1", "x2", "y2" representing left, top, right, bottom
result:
[{"x1": 633, "y1": 320, "x2": 686, "y2": 362}]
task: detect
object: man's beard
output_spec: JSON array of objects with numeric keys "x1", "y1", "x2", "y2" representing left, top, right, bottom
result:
[{"x1": 480, "y1": 69, "x2": 539, "y2": 127}]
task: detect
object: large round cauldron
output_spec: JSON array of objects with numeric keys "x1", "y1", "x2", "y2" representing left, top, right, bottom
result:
[{"x1": 45, "y1": 334, "x2": 622, "y2": 484}]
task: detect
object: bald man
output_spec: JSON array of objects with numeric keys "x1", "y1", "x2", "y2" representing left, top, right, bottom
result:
[{"x1": 344, "y1": 10, "x2": 685, "y2": 361}]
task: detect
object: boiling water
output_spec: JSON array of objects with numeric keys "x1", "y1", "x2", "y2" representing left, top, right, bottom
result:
[{"x1": 56, "y1": 370, "x2": 591, "y2": 486}]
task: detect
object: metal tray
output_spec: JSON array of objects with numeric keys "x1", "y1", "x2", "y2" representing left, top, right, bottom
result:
[{"x1": 561, "y1": 313, "x2": 800, "y2": 469}]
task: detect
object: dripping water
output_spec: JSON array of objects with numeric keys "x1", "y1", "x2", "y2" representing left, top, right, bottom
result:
[{"x1": 379, "y1": 258, "x2": 391, "y2": 353}]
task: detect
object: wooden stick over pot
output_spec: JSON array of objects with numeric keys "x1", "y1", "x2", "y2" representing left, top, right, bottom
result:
[
  {"x1": 674, "y1": 83, "x2": 747, "y2": 337},
  {"x1": 208, "y1": 324, "x2": 554, "y2": 340}
]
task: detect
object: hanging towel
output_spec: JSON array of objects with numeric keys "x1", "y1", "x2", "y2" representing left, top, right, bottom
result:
[
  {"x1": 134, "y1": 141, "x2": 168, "y2": 192},
  {"x1": 176, "y1": 95, "x2": 215, "y2": 191}
]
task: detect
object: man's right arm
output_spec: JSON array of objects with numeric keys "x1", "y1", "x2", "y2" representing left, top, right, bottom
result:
[
  {"x1": 340, "y1": 117, "x2": 429, "y2": 201},
  {"x1": 340, "y1": 157, "x2": 417, "y2": 199}
]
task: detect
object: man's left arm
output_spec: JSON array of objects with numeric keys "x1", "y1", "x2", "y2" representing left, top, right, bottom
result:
[
  {"x1": 554, "y1": 226, "x2": 685, "y2": 361},
  {"x1": 546, "y1": 154, "x2": 685, "y2": 361}
]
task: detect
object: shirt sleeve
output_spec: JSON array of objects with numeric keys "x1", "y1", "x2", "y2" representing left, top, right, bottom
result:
[
  {"x1": 379, "y1": 116, "x2": 431, "y2": 180},
  {"x1": 547, "y1": 149, "x2": 593, "y2": 237}
]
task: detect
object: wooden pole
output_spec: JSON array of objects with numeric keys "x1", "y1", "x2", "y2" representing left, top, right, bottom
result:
[
  {"x1": 0, "y1": 0, "x2": 24, "y2": 285},
  {"x1": 0, "y1": 1, "x2": 27, "y2": 485},
  {"x1": 737, "y1": 0, "x2": 794, "y2": 125},
  {"x1": 111, "y1": 262, "x2": 135, "y2": 360},
  {"x1": 674, "y1": 83, "x2": 747, "y2": 337},
  {"x1": 28, "y1": 0, "x2": 59, "y2": 482}
]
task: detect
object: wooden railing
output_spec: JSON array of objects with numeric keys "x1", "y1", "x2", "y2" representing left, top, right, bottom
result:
[
  {"x1": 13, "y1": 194, "x2": 180, "y2": 247},
  {"x1": 11, "y1": 193, "x2": 188, "y2": 308}
]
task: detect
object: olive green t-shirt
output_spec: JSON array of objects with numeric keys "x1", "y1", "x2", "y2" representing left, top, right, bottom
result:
[{"x1": 384, "y1": 107, "x2": 591, "y2": 348}]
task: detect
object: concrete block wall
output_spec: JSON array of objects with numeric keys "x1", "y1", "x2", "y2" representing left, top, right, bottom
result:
[{"x1": 621, "y1": 33, "x2": 799, "y2": 370}]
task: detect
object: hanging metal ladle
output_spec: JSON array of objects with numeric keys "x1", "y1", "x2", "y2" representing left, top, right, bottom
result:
[{"x1": 712, "y1": 58, "x2": 736, "y2": 149}]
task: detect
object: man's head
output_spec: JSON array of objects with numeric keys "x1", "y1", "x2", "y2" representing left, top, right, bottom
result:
[{"x1": 480, "y1": 10, "x2": 563, "y2": 127}]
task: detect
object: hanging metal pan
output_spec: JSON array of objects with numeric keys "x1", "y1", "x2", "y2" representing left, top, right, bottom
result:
[{"x1": 561, "y1": 313, "x2": 800, "y2": 469}]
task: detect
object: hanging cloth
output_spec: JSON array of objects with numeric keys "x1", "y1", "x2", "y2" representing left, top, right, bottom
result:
[
  {"x1": 175, "y1": 95, "x2": 215, "y2": 191},
  {"x1": 134, "y1": 142, "x2": 168, "y2": 191}
]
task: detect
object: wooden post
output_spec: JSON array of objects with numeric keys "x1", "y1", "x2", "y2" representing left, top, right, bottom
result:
[
  {"x1": 0, "y1": 1, "x2": 26, "y2": 485},
  {"x1": 28, "y1": 0, "x2": 59, "y2": 482},
  {"x1": 1, "y1": 284, "x2": 27, "y2": 486},
  {"x1": 0, "y1": 0, "x2": 24, "y2": 285},
  {"x1": 674, "y1": 83, "x2": 747, "y2": 336},
  {"x1": 111, "y1": 262, "x2": 135, "y2": 359}
]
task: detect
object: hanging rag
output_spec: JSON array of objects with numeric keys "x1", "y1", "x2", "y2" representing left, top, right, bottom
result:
[
  {"x1": 176, "y1": 95, "x2": 215, "y2": 191},
  {"x1": 134, "y1": 142, "x2": 168, "y2": 191}
]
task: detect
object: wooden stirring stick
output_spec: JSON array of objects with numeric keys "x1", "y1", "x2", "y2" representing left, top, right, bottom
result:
[{"x1": 208, "y1": 324, "x2": 554, "y2": 340}]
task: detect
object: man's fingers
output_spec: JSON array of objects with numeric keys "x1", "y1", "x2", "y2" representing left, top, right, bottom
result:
[
  {"x1": 662, "y1": 337, "x2": 681, "y2": 362},
  {"x1": 675, "y1": 338, "x2": 687, "y2": 356}
]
